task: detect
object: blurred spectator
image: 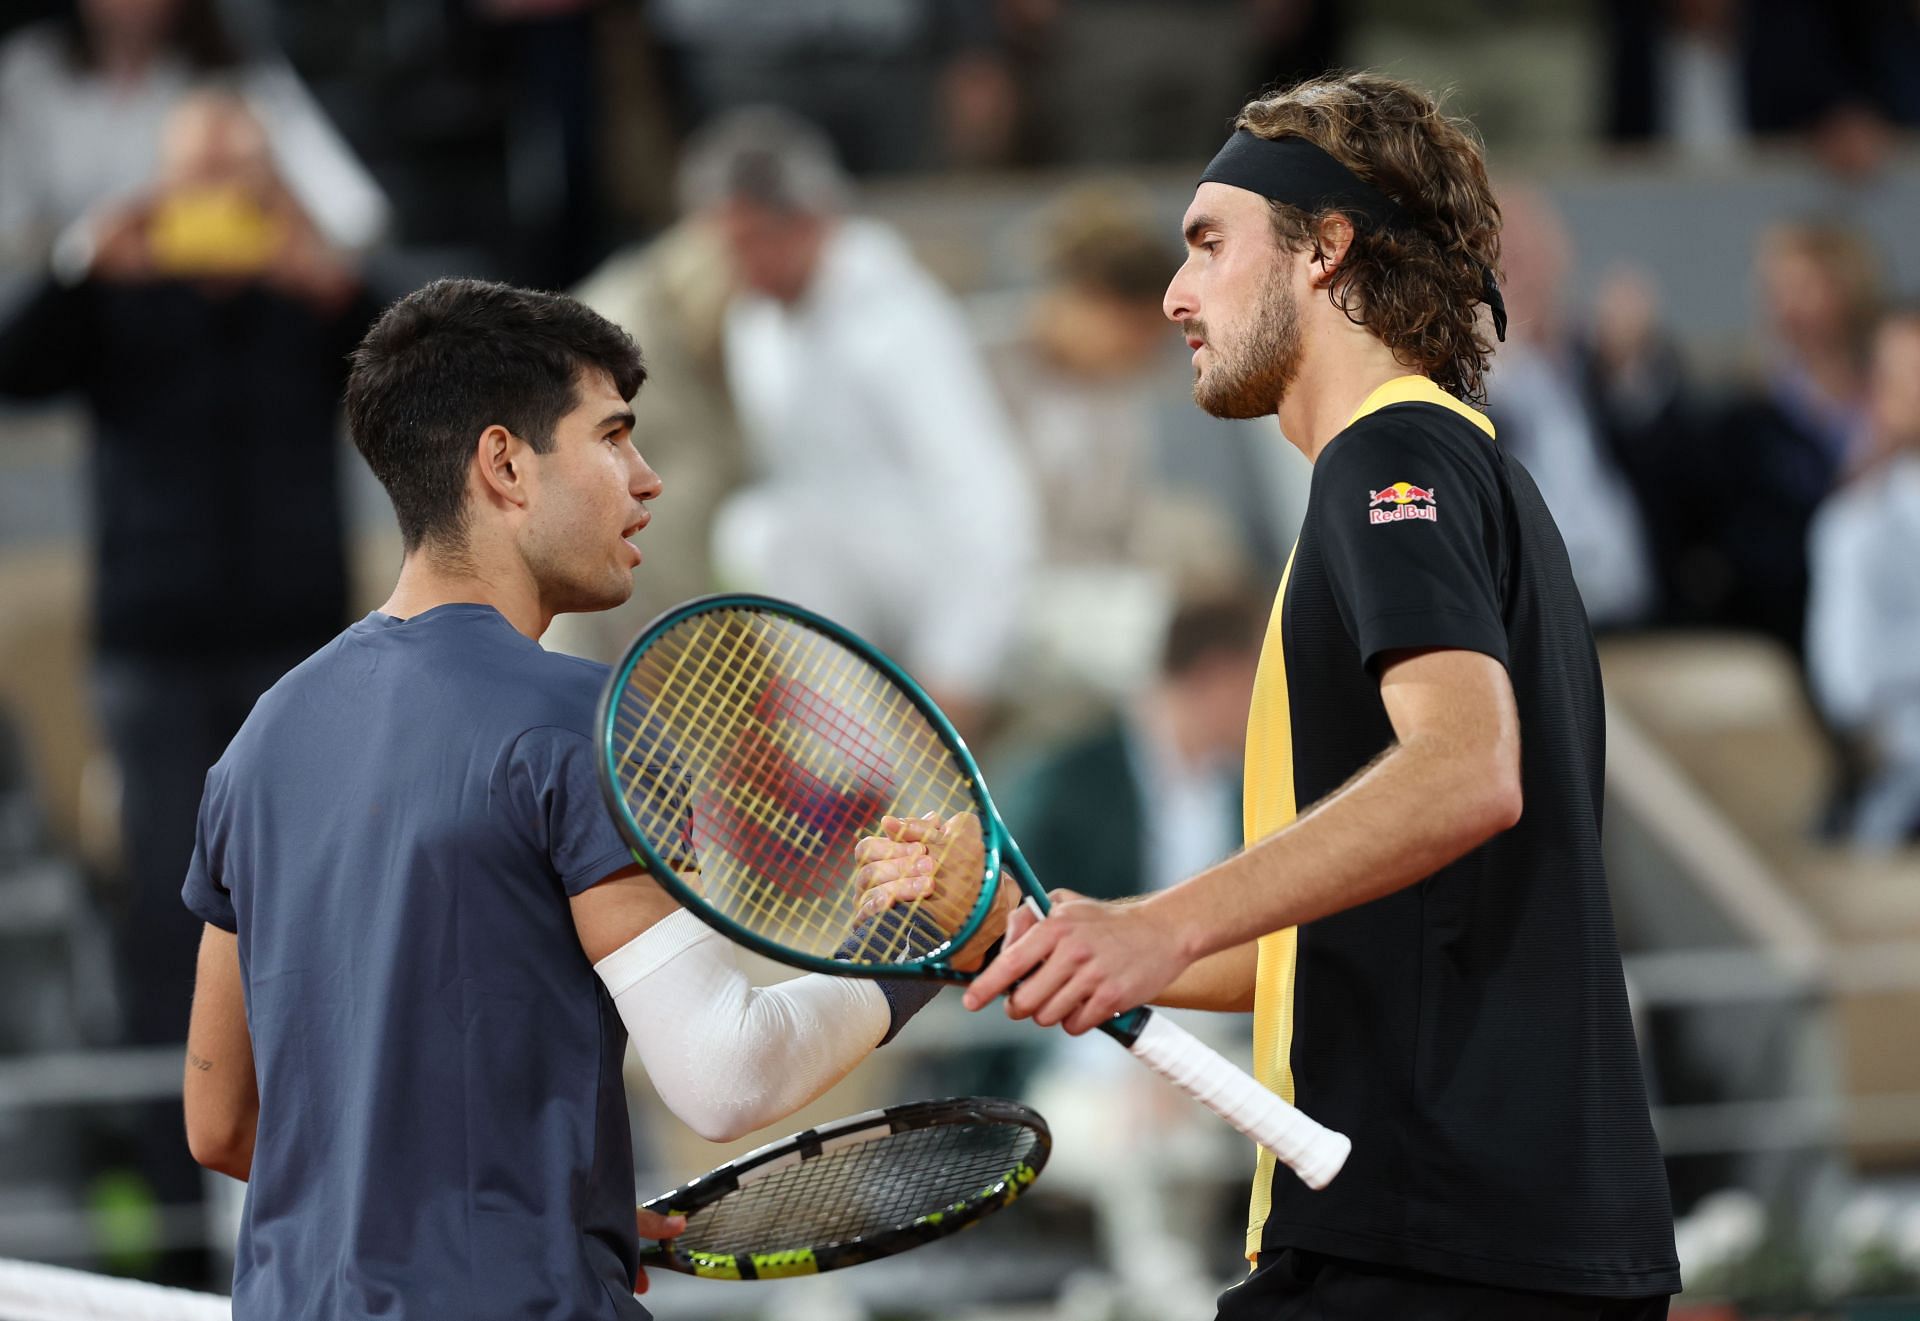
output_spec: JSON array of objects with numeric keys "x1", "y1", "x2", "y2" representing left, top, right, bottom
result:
[
  {"x1": 0, "y1": 0, "x2": 388, "y2": 282},
  {"x1": 0, "y1": 91, "x2": 378, "y2": 1261},
  {"x1": 1696, "y1": 220, "x2": 1879, "y2": 657},
  {"x1": 1605, "y1": 0, "x2": 1920, "y2": 176},
  {"x1": 1486, "y1": 186, "x2": 1658, "y2": 629},
  {"x1": 993, "y1": 184, "x2": 1245, "y2": 582},
  {"x1": 1806, "y1": 306, "x2": 1920, "y2": 847},
  {"x1": 985, "y1": 184, "x2": 1250, "y2": 706},
  {"x1": 645, "y1": 0, "x2": 1014, "y2": 172},
  {"x1": 688, "y1": 107, "x2": 1037, "y2": 735},
  {"x1": 1576, "y1": 265, "x2": 1706, "y2": 628},
  {"x1": 1003, "y1": 593, "x2": 1262, "y2": 903},
  {"x1": 543, "y1": 216, "x2": 746, "y2": 661}
]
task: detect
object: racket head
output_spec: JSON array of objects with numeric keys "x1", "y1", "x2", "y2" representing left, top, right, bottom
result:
[
  {"x1": 596, "y1": 593, "x2": 1009, "y2": 978},
  {"x1": 636, "y1": 1096, "x2": 1050, "y2": 1280}
]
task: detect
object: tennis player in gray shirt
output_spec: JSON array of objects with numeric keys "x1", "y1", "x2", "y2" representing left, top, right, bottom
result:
[{"x1": 181, "y1": 278, "x2": 1004, "y2": 1319}]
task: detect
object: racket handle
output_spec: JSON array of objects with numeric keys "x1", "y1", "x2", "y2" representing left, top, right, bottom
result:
[{"x1": 1127, "y1": 1011, "x2": 1351, "y2": 1191}]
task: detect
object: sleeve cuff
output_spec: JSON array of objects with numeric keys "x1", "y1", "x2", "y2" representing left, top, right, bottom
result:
[
  {"x1": 561, "y1": 844, "x2": 642, "y2": 898},
  {"x1": 182, "y1": 887, "x2": 237, "y2": 934},
  {"x1": 1357, "y1": 609, "x2": 1509, "y2": 674}
]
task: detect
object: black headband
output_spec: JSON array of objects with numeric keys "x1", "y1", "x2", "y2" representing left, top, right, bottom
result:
[{"x1": 1199, "y1": 130, "x2": 1506, "y2": 342}]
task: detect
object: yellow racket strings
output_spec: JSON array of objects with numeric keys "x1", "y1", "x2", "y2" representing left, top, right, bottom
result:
[
  {"x1": 610, "y1": 612, "x2": 965, "y2": 958},
  {"x1": 609, "y1": 610, "x2": 982, "y2": 963}
]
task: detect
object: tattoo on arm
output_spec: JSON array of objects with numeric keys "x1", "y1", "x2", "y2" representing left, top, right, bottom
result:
[{"x1": 188, "y1": 1051, "x2": 212, "y2": 1072}]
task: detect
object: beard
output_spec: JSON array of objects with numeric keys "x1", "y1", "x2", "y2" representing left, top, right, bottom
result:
[{"x1": 1191, "y1": 269, "x2": 1302, "y2": 420}]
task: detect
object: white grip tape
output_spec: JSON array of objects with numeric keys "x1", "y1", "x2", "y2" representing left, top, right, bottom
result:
[{"x1": 1128, "y1": 1011, "x2": 1351, "y2": 1190}]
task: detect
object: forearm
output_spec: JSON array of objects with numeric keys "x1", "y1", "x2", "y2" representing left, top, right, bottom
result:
[
  {"x1": 184, "y1": 925, "x2": 258, "y2": 1180},
  {"x1": 184, "y1": 1052, "x2": 256, "y2": 1182},
  {"x1": 597, "y1": 911, "x2": 890, "y2": 1142},
  {"x1": 1146, "y1": 737, "x2": 1520, "y2": 964},
  {"x1": 1153, "y1": 940, "x2": 1258, "y2": 1012}
]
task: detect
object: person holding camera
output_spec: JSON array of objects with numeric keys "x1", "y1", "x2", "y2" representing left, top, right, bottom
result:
[{"x1": 0, "y1": 91, "x2": 381, "y2": 1278}]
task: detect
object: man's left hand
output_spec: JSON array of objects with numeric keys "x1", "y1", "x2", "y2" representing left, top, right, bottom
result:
[{"x1": 961, "y1": 890, "x2": 1196, "y2": 1036}]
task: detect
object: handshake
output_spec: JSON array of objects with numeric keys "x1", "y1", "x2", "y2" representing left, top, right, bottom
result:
[{"x1": 849, "y1": 812, "x2": 1013, "y2": 973}]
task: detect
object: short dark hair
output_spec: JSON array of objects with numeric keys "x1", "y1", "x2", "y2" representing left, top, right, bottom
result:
[
  {"x1": 345, "y1": 279, "x2": 646, "y2": 552},
  {"x1": 1162, "y1": 592, "x2": 1267, "y2": 679},
  {"x1": 60, "y1": 0, "x2": 242, "y2": 73}
]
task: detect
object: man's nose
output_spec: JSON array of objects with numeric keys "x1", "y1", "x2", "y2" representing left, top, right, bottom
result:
[
  {"x1": 1164, "y1": 268, "x2": 1196, "y2": 324},
  {"x1": 630, "y1": 450, "x2": 663, "y2": 501}
]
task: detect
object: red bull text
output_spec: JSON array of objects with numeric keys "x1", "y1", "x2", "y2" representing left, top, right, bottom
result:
[{"x1": 1367, "y1": 481, "x2": 1438, "y2": 524}]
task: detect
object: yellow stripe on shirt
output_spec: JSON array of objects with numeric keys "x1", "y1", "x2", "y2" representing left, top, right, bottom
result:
[
  {"x1": 1242, "y1": 545, "x2": 1298, "y2": 1261},
  {"x1": 1241, "y1": 376, "x2": 1493, "y2": 1261}
]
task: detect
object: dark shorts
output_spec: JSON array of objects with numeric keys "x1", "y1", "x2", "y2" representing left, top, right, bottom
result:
[{"x1": 1216, "y1": 1249, "x2": 1672, "y2": 1321}]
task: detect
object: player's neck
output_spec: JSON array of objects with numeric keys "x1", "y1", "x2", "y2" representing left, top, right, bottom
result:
[
  {"x1": 380, "y1": 547, "x2": 552, "y2": 641},
  {"x1": 1278, "y1": 333, "x2": 1415, "y2": 464}
]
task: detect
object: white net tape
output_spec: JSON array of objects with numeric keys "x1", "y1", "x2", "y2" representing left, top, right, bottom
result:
[{"x1": 0, "y1": 1259, "x2": 228, "y2": 1321}]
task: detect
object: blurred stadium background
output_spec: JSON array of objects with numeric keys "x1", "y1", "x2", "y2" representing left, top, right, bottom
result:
[{"x1": 3, "y1": 0, "x2": 1920, "y2": 1317}]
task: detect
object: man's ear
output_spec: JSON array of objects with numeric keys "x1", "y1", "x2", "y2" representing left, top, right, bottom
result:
[
  {"x1": 1311, "y1": 213, "x2": 1357, "y2": 288},
  {"x1": 474, "y1": 424, "x2": 532, "y2": 512}
]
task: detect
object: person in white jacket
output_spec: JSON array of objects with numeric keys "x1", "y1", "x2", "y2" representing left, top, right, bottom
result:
[{"x1": 686, "y1": 106, "x2": 1038, "y2": 736}]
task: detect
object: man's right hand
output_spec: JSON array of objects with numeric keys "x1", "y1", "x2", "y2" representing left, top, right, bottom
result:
[{"x1": 634, "y1": 1208, "x2": 687, "y2": 1295}]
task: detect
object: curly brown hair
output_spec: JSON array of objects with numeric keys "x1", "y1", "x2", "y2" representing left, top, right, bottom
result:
[{"x1": 1235, "y1": 72, "x2": 1502, "y2": 403}]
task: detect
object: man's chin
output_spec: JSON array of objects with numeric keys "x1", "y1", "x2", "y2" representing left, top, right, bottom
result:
[
  {"x1": 1194, "y1": 382, "x2": 1278, "y2": 421},
  {"x1": 554, "y1": 576, "x2": 635, "y2": 617}
]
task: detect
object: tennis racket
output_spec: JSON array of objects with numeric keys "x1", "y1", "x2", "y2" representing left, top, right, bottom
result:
[
  {"x1": 596, "y1": 593, "x2": 1350, "y2": 1190},
  {"x1": 638, "y1": 1097, "x2": 1048, "y2": 1280}
]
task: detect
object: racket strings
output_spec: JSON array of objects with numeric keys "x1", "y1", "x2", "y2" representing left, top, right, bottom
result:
[
  {"x1": 615, "y1": 614, "x2": 948, "y2": 953},
  {"x1": 609, "y1": 610, "x2": 987, "y2": 963},
  {"x1": 679, "y1": 1121, "x2": 1043, "y2": 1256}
]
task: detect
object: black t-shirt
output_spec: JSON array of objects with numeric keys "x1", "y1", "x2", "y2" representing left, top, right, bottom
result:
[{"x1": 1246, "y1": 379, "x2": 1679, "y2": 1298}]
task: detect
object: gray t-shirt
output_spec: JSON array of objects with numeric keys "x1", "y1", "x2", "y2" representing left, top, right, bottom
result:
[{"x1": 184, "y1": 604, "x2": 647, "y2": 1320}]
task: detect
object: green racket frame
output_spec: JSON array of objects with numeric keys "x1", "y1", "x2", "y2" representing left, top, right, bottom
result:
[{"x1": 595, "y1": 593, "x2": 1137, "y2": 1024}]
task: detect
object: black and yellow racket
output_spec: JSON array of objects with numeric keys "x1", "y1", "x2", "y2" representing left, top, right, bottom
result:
[
  {"x1": 638, "y1": 1097, "x2": 1048, "y2": 1280},
  {"x1": 596, "y1": 593, "x2": 1350, "y2": 1190}
]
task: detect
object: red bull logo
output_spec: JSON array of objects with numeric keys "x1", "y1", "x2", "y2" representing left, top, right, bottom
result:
[{"x1": 1367, "y1": 481, "x2": 1437, "y2": 524}]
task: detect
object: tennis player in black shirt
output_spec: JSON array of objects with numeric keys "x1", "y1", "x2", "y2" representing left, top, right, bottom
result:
[{"x1": 961, "y1": 72, "x2": 1681, "y2": 1318}]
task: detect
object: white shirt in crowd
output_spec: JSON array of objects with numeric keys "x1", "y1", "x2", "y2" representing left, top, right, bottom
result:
[
  {"x1": 1807, "y1": 451, "x2": 1920, "y2": 846},
  {"x1": 1489, "y1": 341, "x2": 1655, "y2": 629},
  {"x1": 714, "y1": 218, "x2": 1038, "y2": 700}
]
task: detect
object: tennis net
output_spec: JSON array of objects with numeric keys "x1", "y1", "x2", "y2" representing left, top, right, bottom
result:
[{"x1": 0, "y1": 1258, "x2": 228, "y2": 1320}]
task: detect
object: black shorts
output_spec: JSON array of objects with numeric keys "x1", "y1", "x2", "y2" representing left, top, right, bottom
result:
[{"x1": 1216, "y1": 1249, "x2": 1672, "y2": 1321}]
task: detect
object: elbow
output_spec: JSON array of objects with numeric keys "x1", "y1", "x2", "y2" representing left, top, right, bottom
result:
[
  {"x1": 656, "y1": 1072, "x2": 774, "y2": 1142},
  {"x1": 673, "y1": 1099, "x2": 767, "y2": 1145},
  {"x1": 186, "y1": 1121, "x2": 252, "y2": 1180},
  {"x1": 1484, "y1": 776, "x2": 1523, "y2": 835},
  {"x1": 1474, "y1": 758, "x2": 1523, "y2": 839},
  {"x1": 1447, "y1": 741, "x2": 1521, "y2": 847}
]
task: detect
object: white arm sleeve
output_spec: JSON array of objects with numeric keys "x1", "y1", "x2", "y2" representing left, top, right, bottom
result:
[{"x1": 593, "y1": 909, "x2": 890, "y2": 1142}]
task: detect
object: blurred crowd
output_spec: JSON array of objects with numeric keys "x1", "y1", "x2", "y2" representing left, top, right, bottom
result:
[{"x1": 2, "y1": 0, "x2": 1920, "y2": 1296}]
